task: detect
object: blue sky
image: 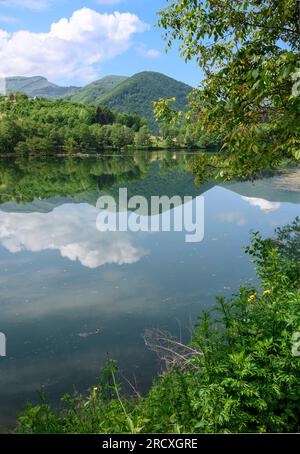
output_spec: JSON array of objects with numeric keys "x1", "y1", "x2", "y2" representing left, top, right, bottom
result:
[{"x1": 0, "y1": 0, "x2": 201, "y2": 87}]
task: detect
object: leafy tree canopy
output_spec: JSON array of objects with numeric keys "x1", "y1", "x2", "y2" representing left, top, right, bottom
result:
[{"x1": 155, "y1": 0, "x2": 300, "y2": 179}]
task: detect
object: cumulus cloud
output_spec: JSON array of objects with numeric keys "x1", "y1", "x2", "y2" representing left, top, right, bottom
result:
[
  {"x1": 0, "y1": 7, "x2": 149, "y2": 83},
  {"x1": 0, "y1": 203, "x2": 146, "y2": 268},
  {"x1": 242, "y1": 197, "x2": 281, "y2": 212}
]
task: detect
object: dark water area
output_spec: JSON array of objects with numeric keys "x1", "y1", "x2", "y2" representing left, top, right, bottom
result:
[{"x1": 0, "y1": 152, "x2": 299, "y2": 429}]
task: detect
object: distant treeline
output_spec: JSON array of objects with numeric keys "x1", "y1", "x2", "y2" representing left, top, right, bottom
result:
[
  {"x1": 0, "y1": 93, "x2": 221, "y2": 154},
  {"x1": 0, "y1": 93, "x2": 153, "y2": 154}
]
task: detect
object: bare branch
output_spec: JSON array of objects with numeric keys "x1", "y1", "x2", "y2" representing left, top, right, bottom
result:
[{"x1": 144, "y1": 328, "x2": 202, "y2": 371}]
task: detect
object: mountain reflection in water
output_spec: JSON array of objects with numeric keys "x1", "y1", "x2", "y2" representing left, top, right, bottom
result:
[{"x1": 0, "y1": 153, "x2": 299, "y2": 429}]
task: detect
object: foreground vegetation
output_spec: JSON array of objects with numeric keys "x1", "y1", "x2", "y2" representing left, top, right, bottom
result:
[{"x1": 17, "y1": 220, "x2": 300, "y2": 433}]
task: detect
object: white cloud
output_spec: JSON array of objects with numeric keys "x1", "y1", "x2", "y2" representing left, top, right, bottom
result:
[
  {"x1": 0, "y1": 0, "x2": 49, "y2": 10},
  {"x1": 0, "y1": 203, "x2": 146, "y2": 269},
  {"x1": 136, "y1": 43, "x2": 161, "y2": 59},
  {"x1": 0, "y1": 7, "x2": 149, "y2": 83},
  {"x1": 144, "y1": 48, "x2": 161, "y2": 58},
  {"x1": 242, "y1": 197, "x2": 281, "y2": 212}
]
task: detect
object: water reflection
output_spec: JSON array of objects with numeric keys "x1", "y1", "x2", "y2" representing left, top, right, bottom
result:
[
  {"x1": 0, "y1": 154, "x2": 299, "y2": 429},
  {"x1": 241, "y1": 197, "x2": 280, "y2": 212},
  {"x1": 0, "y1": 204, "x2": 146, "y2": 269}
]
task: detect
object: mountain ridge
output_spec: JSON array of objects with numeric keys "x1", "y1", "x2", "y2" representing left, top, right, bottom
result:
[
  {"x1": 95, "y1": 71, "x2": 192, "y2": 131},
  {"x1": 2, "y1": 72, "x2": 193, "y2": 131},
  {"x1": 4, "y1": 76, "x2": 80, "y2": 99},
  {"x1": 65, "y1": 75, "x2": 128, "y2": 104}
]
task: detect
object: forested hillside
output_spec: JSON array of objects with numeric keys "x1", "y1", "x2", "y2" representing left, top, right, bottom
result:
[
  {"x1": 0, "y1": 94, "x2": 150, "y2": 154},
  {"x1": 98, "y1": 71, "x2": 192, "y2": 132},
  {"x1": 3, "y1": 72, "x2": 192, "y2": 133},
  {"x1": 65, "y1": 76, "x2": 128, "y2": 104}
]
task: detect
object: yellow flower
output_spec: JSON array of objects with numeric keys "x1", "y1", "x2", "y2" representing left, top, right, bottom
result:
[
  {"x1": 262, "y1": 289, "x2": 271, "y2": 296},
  {"x1": 248, "y1": 292, "x2": 256, "y2": 303},
  {"x1": 90, "y1": 386, "x2": 98, "y2": 396}
]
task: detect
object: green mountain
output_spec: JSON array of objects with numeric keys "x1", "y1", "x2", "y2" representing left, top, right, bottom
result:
[
  {"x1": 65, "y1": 75, "x2": 128, "y2": 103},
  {"x1": 4, "y1": 72, "x2": 192, "y2": 131},
  {"x1": 97, "y1": 71, "x2": 192, "y2": 132},
  {"x1": 5, "y1": 76, "x2": 79, "y2": 99}
]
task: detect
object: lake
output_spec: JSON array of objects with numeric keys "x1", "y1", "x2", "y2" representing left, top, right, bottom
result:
[{"x1": 0, "y1": 152, "x2": 299, "y2": 429}]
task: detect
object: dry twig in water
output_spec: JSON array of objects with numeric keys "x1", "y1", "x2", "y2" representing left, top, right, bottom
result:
[{"x1": 144, "y1": 328, "x2": 202, "y2": 371}]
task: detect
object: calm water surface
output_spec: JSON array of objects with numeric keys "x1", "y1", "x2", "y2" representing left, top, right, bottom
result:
[{"x1": 0, "y1": 152, "x2": 299, "y2": 428}]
